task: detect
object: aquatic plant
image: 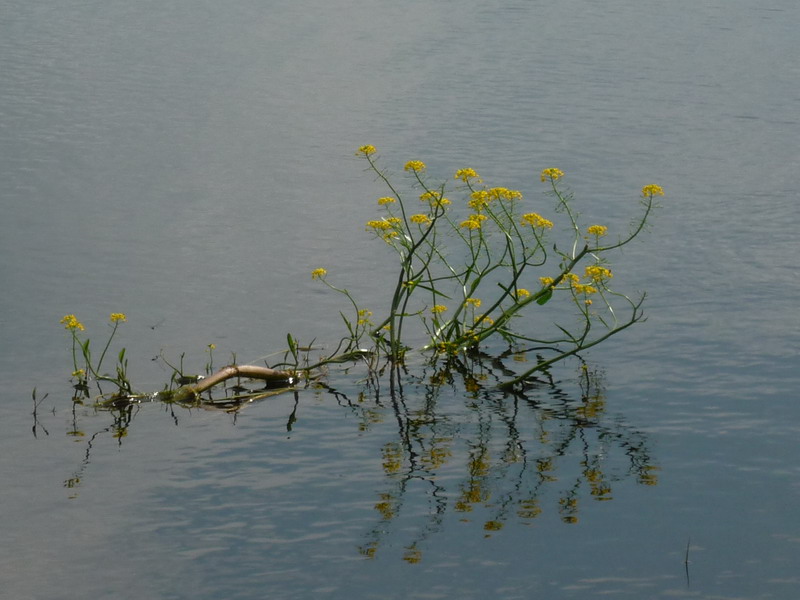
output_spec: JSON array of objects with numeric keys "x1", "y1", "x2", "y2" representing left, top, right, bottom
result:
[
  {"x1": 305, "y1": 146, "x2": 663, "y2": 389},
  {"x1": 56, "y1": 148, "x2": 662, "y2": 403}
]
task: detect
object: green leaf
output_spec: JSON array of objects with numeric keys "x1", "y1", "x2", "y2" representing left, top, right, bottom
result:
[{"x1": 536, "y1": 289, "x2": 553, "y2": 305}]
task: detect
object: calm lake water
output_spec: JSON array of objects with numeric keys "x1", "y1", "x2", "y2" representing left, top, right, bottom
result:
[{"x1": 2, "y1": 0, "x2": 799, "y2": 598}]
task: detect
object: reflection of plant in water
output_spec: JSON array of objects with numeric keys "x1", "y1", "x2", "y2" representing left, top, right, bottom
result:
[{"x1": 349, "y1": 352, "x2": 657, "y2": 562}]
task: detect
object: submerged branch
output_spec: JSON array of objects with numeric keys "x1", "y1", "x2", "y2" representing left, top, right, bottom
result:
[{"x1": 171, "y1": 364, "x2": 296, "y2": 403}]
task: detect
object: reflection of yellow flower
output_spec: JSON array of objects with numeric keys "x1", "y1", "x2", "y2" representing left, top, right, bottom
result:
[
  {"x1": 356, "y1": 144, "x2": 376, "y2": 156},
  {"x1": 404, "y1": 160, "x2": 426, "y2": 172},
  {"x1": 110, "y1": 313, "x2": 127, "y2": 323},
  {"x1": 454, "y1": 167, "x2": 481, "y2": 182},
  {"x1": 641, "y1": 184, "x2": 664, "y2": 197},
  {"x1": 410, "y1": 214, "x2": 431, "y2": 225},
  {"x1": 60, "y1": 314, "x2": 85, "y2": 331},
  {"x1": 403, "y1": 546, "x2": 422, "y2": 564},
  {"x1": 521, "y1": 212, "x2": 554, "y2": 229},
  {"x1": 431, "y1": 304, "x2": 448, "y2": 315},
  {"x1": 587, "y1": 225, "x2": 608, "y2": 237},
  {"x1": 540, "y1": 167, "x2": 564, "y2": 182},
  {"x1": 377, "y1": 196, "x2": 396, "y2": 205},
  {"x1": 311, "y1": 268, "x2": 327, "y2": 279},
  {"x1": 483, "y1": 520, "x2": 504, "y2": 531}
]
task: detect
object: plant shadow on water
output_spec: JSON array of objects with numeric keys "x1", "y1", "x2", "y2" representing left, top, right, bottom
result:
[{"x1": 57, "y1": 347, "x2": 657, "y2": 563}]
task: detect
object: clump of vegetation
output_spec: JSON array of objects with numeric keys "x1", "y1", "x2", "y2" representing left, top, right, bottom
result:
[{"x1": 57, "y1": 147, "x2": 663, "y2": 404}]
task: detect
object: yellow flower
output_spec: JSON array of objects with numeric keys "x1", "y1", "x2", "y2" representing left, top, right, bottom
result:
[
  {"x1": 641, "y1": 184, "x2": 664, "y2": 197},
  {"x1": 464, "y1": 297, "x2": 482, "y2": 308},
  {"x1": 539, "y1": 277, "x2": 554, "y2": 287},
  {"x1": 420, "y1": 191, "x2": 450, "y2": 207},
  {"x1": 311, "y1": 268, "x2": 327, "y2": 279},
  {"x1": 377, "y1": 196, "x2": 396, "y2": 205},
  {"x1": 468, "y1": 190, "x2": 490, "y2": 212},
  {"x1": 366, "y1": 219, "x2": 393, "y2": 231},
  {"x1": 410, "y1": 214, "x2": 431, "y2": 225},
  {"x1": 404, "y1": 160, "x2": 426, "y2": 172},
  {"x1": 475, "y1": 315, "x2": 494, "y2": 326},
  {"x1": 454, "y1": 167, "x2": 481, "y2": 183},
  {"x1": 516, "y1": 288, "x2": 531, "y2": 298},
  {"x1": 563, "y1": 272, "x2": 580, "y2": 284},
  {"x1": 207, "y1": 343, "x2": 216, "y2": 350},
  {"x1": 72, "y1": 369, "x2": 85, "y2": 378},
  {"x1": 431, "y1": 304, "x2": 448, "y2": 315},
  {"x1": 356, "y1": 144, "x2": 376, "y2": 156},
  {"x1": 386, "y1": 217, "x2": 402, "y2": 226},
  {"x1": 110, "y1": 313, "x2": 127, "y2": 323},
  {"x1": 488, "y1": 187, "x2": 523, "y2": 201},
  {"x1": 540, "y1": 167, "x2": 564, "y2": 182},
  {"x1": 586, "y1": 225, "x2": 608, "y2": 237},
  {"x1": 60, "y1": 314, "x2": 85, "y2": 331},
  {"x1": 357, "y1": 309, "x2": 373, "y2": 326},
  {"x1": 572, "y1": 283, "x2": 598, "y2": 295},
  {"x1": 584, "y1": 265, "x2": 613, "y2": 282},
  {"x1": 521, "y1": 212, "x2": 554, "y2": 229}
]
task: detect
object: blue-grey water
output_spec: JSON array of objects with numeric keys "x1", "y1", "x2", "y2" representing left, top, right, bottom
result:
[{"x1": 2, "y1": 0, "x2": 799, "y2": 598}]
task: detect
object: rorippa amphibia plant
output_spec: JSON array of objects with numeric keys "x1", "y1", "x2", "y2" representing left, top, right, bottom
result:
[{"x1": 310, "y1": 145, "x2": 664, "y2": 389}]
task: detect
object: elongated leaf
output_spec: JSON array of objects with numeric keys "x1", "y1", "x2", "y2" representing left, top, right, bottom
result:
[{"x1": 536, "y1": 289, "x2": 553, "y2": 305}]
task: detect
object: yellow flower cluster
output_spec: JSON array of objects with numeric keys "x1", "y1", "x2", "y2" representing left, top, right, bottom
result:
[
  {"x1": 475, "y1": 315, "x2": 494, "y2": 326},
  {"x1": 410, "y1": 214, "x2": 431, "y2": 225},
  {"x1": 464, "y1": 297, "x2": 482, "y2": 308},
  {"x1": 488, "y1": 187, "x2": 522, "y2": 201},
  {"x1": 460, "y1": 214, "x2": 488, "y2": 230},
  {"x1": 586, "y1": 225, "x2": 608, "y2": 237},
  {"x1": 521, "y1": 212, "x2": 554, "y2": 229},
  {"x1": 366, "y1": 217, "x2": 401, "y2": 231},
  {"x1": 572, "y1": 283, "x2": 598, "y2": 295},
  {"x1": 357, "y1": 309, "x2": 373, "y2": 326},
  {"x1": 585, "y1": 265, "x2": 613, "y2": 282},
  {"x1": 468, "y1": 190, "x2": 490, "y2": 212},
  {"x1": 454, "y1": 167, "x2": 481, "y2": 183},
  {"x1": 110, "y1": 313, "x2": 127, "y2": 323},
  {"x1": 430, "y1": 304, "x2": 448, "y2": 315},
  {"x1": 311, "y1": 268, "x2": 327, "y2": 279},
  {"x1": 377, "y1": 196, "x2": 396, "y2": 205},
  {"x1": 641, "y1": 184, "x2": 664, "y2": 197},
  {"x1": 516, "y1": 288, "x2": 531, "y2": 298},
  {"x1": 404, "y1": 160, "x2": 426, "y2": 172},
  {"x1": 357, "y1": 144, "x2": 376, "y2": 156},
  {"x1": 539, "y1": 277, "x2": 554, "y2": 287},
  {"x1": 420, "y1": 191, "x2": 450, "y2": 207},
  {"x1": 540, "y1": 167, "x2": 564, "y2": 182},
  {"x1": 60, "y1": 314, "x2": 85, "y2": 331}
]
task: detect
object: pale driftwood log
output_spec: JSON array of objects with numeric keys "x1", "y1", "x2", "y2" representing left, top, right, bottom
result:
[{"x1": 171, "y1": 364, "x2": 296, "y2": 403}]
